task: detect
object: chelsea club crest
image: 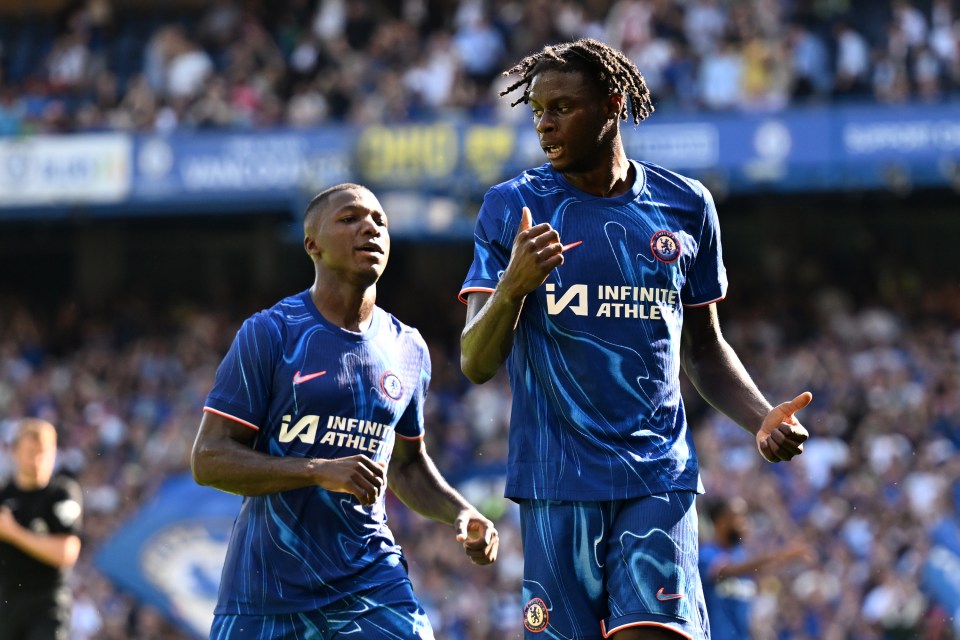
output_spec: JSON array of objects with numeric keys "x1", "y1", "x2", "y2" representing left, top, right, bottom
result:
[
  {"x1": 523, "y1": 597, "x2": 549, "y2": 632},
  {"x1": 650, "y1": 230, "x2": 681, "y2": 263},
  {"x1": 380, "y1": 371, "x2": 403, "y2": 400}
]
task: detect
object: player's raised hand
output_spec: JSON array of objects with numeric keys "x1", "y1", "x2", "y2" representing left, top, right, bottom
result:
[
  {"x1": 501, "y1": 206, "x2": 565, "y2": 300},
  {"x1": 314, "y1": 455, "x2": 387, "y2": 505},
  {"x1": 454, "y1": 508, "x2": 499, "y2": 565},
  {"x1": 756, "y1": 392, "x2": 812, "y2": 462}
]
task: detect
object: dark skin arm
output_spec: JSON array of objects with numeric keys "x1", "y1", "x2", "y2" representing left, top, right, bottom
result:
[
  {"x1": 680, "y1": 303, "x2": 812, "y2": 462},
  {"x1": 191, "y1": 412, "x2": 387, "y2": 505},
  {"x1": 388, "y1": 437, "x2": 499, "y2": 565},
  {"x1": 461, "y1": 206, "x2": 564, "y2": 383},
  {"x1": 710, "y1": 540, "x2": 815, "y2": 581}
]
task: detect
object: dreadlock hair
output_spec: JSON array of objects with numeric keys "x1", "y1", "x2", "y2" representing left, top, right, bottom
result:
[{"x1": 500, "y1": 38, "x2": 654, "y2": 125}]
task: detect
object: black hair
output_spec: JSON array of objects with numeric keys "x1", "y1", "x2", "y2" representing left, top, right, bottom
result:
[
  {"x1": 304, "y1": 183, "x2": 367, "y2": 223},
  {"x1": 705, "y1": 498, "x2": 730, "y2": 523},
  {"x1": 500, "y1": 38, "x2": 654, "y2": 125},
  {"x1": 705, "y1": 496, "x2": 747, "y2": 523}
]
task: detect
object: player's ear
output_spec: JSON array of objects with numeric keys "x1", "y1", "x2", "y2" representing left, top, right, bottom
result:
[
  {"x1": 606, "y1": 94, "x2": 624, "y2": 120},
  {"x1": 304, "y1": 233, "x2": 321, "y2": 257}
]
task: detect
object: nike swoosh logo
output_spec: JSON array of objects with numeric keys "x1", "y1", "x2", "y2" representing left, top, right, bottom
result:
[
  {"x1": 656, "y1": 588, "x2": 685, "y2": 601},
  {"x1": 293, "y1": 370, "x2": 327, "y2": 384}
]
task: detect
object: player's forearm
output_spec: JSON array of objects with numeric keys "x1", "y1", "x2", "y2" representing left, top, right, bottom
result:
[
  {"x1": 682, "y1": 336, "x2": 771, "y2": 435},
  {"x1": 192, "y1": 438, "x2": 323, "y2": 496},
  {"x1": 460, "y1": 290, "x2": 524, "y2": 383},
  {"x1": 388, "y1": 450, "x2": 472, "y2": 526}
]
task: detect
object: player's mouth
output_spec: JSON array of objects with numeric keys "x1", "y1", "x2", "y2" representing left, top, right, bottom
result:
[
  {"x1": 542, "y1": 143, "x2": 563, "y2": 161},
  {"x1": 356, "y1": 243, "x2": 384, "y2": 255}
]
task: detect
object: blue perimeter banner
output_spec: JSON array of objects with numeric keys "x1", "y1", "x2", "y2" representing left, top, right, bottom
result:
[
  {"x1": 93, "y1": 474, "x2": 241, "y2": 639},
  {"x1": 0, "y1": 103, "x2": 957, "y2": 233},
  {"x1": 128, "y1": 104, "x2": 960, "y2": 202}
]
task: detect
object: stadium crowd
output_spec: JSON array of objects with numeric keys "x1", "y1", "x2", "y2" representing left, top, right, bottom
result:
[
  {"x1": 0, "y1": 0, "x2": 959, "y2": 135},
  {"x1": 1, "y1": 266, "x2": 959, "y2": 638}
]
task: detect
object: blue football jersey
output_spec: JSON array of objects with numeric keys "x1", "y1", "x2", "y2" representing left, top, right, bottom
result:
[
  {"x1": 699, "y1": 543, "x2": 754, "y2": 640},
  {"x1": 203, "y1": 290, "x2": 429, "y2": 614},
  {"x1": 460, "y1": 160, "x2": 727, "y2": 501}
]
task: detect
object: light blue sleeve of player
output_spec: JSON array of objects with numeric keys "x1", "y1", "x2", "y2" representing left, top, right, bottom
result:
[
  {"x1": 204, "y1": 312, "x2": 280, "y2": 429},
  {"x1": 681, "y1": 182, "x2": 728, "y2": 306},
  {"x1": 393, "y1": 330, "x2": 431, "y2": 440},
  {"x1": 460, "y1": 188, "x2": 514, "y2": 296}
]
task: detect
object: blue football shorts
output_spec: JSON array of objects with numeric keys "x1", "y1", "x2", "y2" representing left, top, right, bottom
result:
[
  {"x1": 519, "y1": 491, "x2": 709, "y2": 639},
  {"x1": 209, "y1": 577, "x2": 434, "y2": 640}
]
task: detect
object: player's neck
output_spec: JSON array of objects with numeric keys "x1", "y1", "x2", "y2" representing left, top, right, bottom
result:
[
  {"x1": 309, "y1": 283, "x2": 377, "y2": 332},
  {"x1": 562, "y1": 150, "x2": 632, "y2": 198}
]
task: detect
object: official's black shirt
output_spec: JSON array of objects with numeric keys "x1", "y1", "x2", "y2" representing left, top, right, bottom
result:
[{"x1": 0, "y1": 474, "x2": 83, "y2": 604}]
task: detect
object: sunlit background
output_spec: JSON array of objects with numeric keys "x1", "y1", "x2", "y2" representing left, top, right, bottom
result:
[{"x1": 1, "y1": 1, "x2": 959, "y2": 638}]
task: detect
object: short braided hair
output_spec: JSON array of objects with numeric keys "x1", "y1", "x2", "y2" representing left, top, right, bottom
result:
[{"x1": 500, "y1": 38, "x2": 654, "y2": 125}]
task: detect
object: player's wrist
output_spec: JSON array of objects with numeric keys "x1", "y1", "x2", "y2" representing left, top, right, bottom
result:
[{"x1": 493, "y1": 279, "x2": 528, "y2": 307}]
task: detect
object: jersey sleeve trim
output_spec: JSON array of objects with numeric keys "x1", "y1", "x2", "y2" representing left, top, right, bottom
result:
[
  {"x1": 458, "y1": 286, "x2": 496, "y2": 304},
  {"x1": 683, "y1": 295, "x2": 726, "y2": 308},
  {"x1": 203, "y1": 407, "x2": 261, "y2": 431},
  {"x1": 395, "y1": 432, "x2": 425, "y2": 441}
]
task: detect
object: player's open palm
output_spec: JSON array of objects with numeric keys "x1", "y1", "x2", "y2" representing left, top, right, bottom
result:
[
  {"x1": 455, "y1": 508, "x2": 499, "y2": 566},
  {"x1": 503, "y1": 206, "x2": 564, "y2": 299},
  {"x1": 315, "y1": 455, "x2": 387, "y2": 505},
  {"x1": 756, "y1": 392, "x2": 812, "y2": 462}
]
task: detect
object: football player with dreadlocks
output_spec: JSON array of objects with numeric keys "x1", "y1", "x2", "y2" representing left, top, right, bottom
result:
[{"x1": 459, "y1": 38, "x2": 813, "y2": 640}]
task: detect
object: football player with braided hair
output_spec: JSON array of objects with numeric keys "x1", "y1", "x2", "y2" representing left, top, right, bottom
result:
[{"x1": 460, "y1": 38, "x2": 813, "y2": 639}]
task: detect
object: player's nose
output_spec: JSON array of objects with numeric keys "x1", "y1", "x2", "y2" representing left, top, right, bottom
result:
[{"x1": 358, "y1": 213, "x2": 382, "y2": 236}]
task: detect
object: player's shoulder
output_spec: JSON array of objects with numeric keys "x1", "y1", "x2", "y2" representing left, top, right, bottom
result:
[
  {"x1": 375, "y1": 307, "x2": 427, "y2": 352},
  {"x1": 242, "y1": 291, "x2": 309, "y2": 333},
  {"x1": 486, "y1": 163, "x2": 557, "y2": 200},
  {"x1": 376, "y1": 307, "x2": 427, "y2": 347},
  {"x1": 634, "y1": 159, "x2": 710, "y2": 203}
]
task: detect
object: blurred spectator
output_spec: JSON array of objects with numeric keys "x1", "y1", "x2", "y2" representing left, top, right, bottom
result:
[
  {"x1": 787, "y1": 21, "x2": 833, "y2": 100},
  {"x1": 739, "y1": 28, "x2": 790, "y2": 111},
  {"x1": 0, "y1": 87, "x2": 25, "y2": 136},
  {"x1": 45, "y1": 30, "x2": 91, "y2": 92},
  {"x1": 683, "y1": 0, "x2": 727, "y2": 57},
  {"x1": 892, "y1": 0, "x2": 929, "y2": 50},
  {"x1": 832, "y1": 19, "x2": 872, "y2": 98},
  {"x1": 872, "y1": 46, "x2": 911, "y2": 103},
  {"x1": 699, "y1": 37, "x2": 744, "y2": 110},
  {"x1": 698, "y1": 495, "x2": 815, "y2": 640},
  {"x1": 403, "y1": 33, "x2": 461, "y2": 114},
  {"x1": 452, "y1": 9, "x2": 507, "y2": 94}
]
